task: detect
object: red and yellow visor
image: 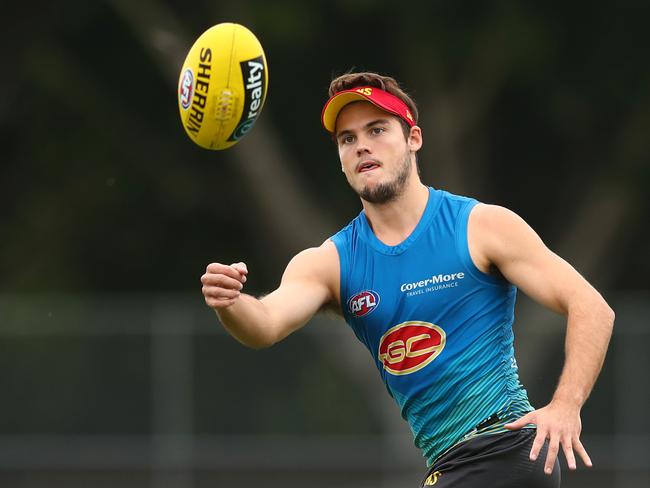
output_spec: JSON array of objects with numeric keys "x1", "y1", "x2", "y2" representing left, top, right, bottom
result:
[{"x1": 321, "y1": 86, "x2": 416, "y2": 133}]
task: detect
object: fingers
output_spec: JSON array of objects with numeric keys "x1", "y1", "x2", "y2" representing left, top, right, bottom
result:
[
  {"x1": 230, "y1": 262, "x2": 248, "y2": 280},
  {"x1": 201, "y1": 262, "x2": 248, "y2": 309},
  {"x1": 574, "y1": 438, "x2": 593, "y2": 468},
  {"x1": 521, "y1": 403, "x2": 591, "y2": 475},
  {"x1": 562, "y1": 438, "x2": 577, "y2": 471},
  {"x1": 202, "y1": 283, "x2": 241, "y2": 299},
  {"x1": 536, "y1": 431, "x2": 592, "y2": 476},
  {"x1": 543, "y1": 435, "x2": 560, "y2": 475},
  {"x1": 201, "y1": 272, "x2": 244, "y2": 290},
  {"x1": 529, "y1": 428, "x2": 547, "y2": 463},
  {"x1": 504, "y1": 412, "x2": 535, "y2": 430},
  {"x1": 204, "y1": 295, "x2": 239, "y2": 309},
  {"x1": 202, "y1": 282, "x2": 241, "y2": 309},
  {"x1": 206, "y1": 262, "x2": 247, "y2": 281}
]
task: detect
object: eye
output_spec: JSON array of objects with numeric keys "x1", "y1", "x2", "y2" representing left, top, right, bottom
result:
[
  {"x1": 370, "y1": 127, "x2": 386, "y2": 136},
  {"x1": 339, "y1": 134, "x2": 355, "y2": 145}
]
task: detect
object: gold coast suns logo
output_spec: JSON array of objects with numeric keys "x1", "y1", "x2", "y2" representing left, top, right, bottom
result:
[{"x1": 378, "y1": 321, "x2": 446, "y2": 375}]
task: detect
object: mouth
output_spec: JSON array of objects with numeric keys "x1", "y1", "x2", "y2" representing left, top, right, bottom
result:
[{"x1": 357, "y1": 160, "x2": 381, "y2": 173}]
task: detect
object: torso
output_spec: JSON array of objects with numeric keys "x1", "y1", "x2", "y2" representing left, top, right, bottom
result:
[{"x1": 330, "y1": 187, "x2": 534, "y2": 465}]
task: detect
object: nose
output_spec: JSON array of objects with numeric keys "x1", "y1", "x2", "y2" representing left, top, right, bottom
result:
[{"x1": 355, "y1": 136, "x2": 371, "y2": 157}]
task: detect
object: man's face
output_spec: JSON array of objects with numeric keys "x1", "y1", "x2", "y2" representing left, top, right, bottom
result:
[{"x1": 335, "y1": 101, "x2": 420, "y2": 204}]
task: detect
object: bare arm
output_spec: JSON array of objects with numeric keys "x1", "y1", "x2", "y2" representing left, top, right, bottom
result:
[
  {"x1": 201, "y1": 241, "x2": 340, "y2": 349},
  {"x1": 468, "y1": 204, "x2": 615, "y2": 474}
]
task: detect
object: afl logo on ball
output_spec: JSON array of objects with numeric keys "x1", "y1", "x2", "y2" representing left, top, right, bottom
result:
[
  {"x1": 378, "y1": 321, "x2": 446, "y2": 375},
  {"x1": 348, "y1": 290, "x2": 380, "y2": 318},
  {"x1": 179, "y1": 68, "x2": 194, "y2": 110}
]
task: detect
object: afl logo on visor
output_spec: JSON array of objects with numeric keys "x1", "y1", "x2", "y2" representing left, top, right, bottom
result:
[
  {"x1": 348, "y1": 290, "x2": 380, "y2": 318},
  {"x1": 378, "y1": 321, "x2": 446, "y2": 375}
]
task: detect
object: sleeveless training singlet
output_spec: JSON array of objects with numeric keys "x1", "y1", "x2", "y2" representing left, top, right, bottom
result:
[{"x1": 330, "y1": 187, "x2": 534, "y2": 466}]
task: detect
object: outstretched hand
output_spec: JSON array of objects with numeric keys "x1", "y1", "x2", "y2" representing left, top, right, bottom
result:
[{"x1": 504, "y1": 399, "x2": 592, "y2": 475}]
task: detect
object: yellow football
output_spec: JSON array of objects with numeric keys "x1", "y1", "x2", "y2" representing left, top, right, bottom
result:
[{"x1": 177, "y1": 23, "x2": 268, "y2": 150}]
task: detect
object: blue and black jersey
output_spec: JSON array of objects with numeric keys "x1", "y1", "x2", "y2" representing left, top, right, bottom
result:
[{"x1": 331, "y1": 187, "x2": 534, "y2": 466}]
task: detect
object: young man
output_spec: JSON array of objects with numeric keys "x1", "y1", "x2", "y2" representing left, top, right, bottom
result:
[{"x1": 200, "y1": 72, "x2": 614, "y2": 487}]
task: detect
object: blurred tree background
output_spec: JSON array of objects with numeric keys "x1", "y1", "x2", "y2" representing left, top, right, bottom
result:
[{"x1": 1, "y1": 1, "x2": 648, "y2": 487}]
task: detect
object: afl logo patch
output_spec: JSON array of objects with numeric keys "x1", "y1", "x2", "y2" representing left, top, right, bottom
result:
[
  {"x1": 179, "y1": 68, "x2": 194, "y2": 110},
  {"x1": 378, "y1": 321, "x2": 446, "y2": 375},
  {"x1": 348, "y1": 290, "x2": 380, "y2": 318}
]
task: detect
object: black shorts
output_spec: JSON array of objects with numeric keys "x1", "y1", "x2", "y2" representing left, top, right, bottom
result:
[{"x1": 421, "y1": 429, "x2": 561, "y2": 487}]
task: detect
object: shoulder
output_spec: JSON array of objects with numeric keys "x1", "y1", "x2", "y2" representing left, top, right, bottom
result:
[
  {"x1": 282, "y1": 240, "x2": 340, "y2": 297},
  {"x1": 428, "y1": 188, "x2": 478, "y2": 222},
  {"x1": 468, "y1": 203, "x2": 545, "y2": 267},
  {"x1": 469, "y1": 203, "x2": 538, "y2": 239},
  {"x1": 469, "y1": 203, "x2": 524, "y2": 230},
  {"x1": 286, "y1": 240, "x2": 339, "y2": 272},
  {"x1": 330, "y1": 214, "x2": 362, "y2": 243}
]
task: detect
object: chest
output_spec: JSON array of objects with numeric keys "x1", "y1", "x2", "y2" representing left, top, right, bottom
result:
[{"x1": 344, "y1": 238, "x2": 471, "y2": 335}]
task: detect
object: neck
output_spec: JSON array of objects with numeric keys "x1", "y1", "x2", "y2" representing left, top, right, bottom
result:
[{"x1": 361, "y1": 176, "x2": 430, "y2": 246}]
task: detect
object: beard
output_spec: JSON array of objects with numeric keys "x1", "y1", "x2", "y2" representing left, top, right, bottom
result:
[{"x1": 356, "y1": 152, "x2": 412, "y2": 204}]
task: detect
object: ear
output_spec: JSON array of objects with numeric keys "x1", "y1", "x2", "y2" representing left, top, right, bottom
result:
[{"x1": 408, "y1": 126, "x2": 423, "y2": 152}]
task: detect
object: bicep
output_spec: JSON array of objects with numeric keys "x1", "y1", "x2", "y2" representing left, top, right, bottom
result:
[
  {"x1": 260, "y1": 243, "x2": 338, "y2": 339},
  {"x1": 471, "y1": 205, "x2": 588, "y2": 315}
]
